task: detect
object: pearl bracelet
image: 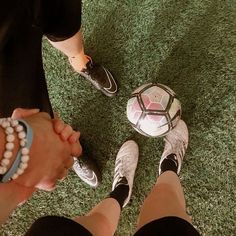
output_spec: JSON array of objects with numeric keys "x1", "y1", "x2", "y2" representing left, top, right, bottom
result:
[{"x1": 0, "y1": 118, "x2": 33, "y2": 182}]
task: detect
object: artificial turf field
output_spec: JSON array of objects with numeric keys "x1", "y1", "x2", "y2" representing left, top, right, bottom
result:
[{"x1": 1, "y1": 0, "x2": 236, "y2": 235}]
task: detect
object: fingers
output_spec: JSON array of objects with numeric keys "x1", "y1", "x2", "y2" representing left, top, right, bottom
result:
[
  {"x1": 36, "y1": 112, "x2": 51, "y2": 120},
  {"x1": 53, "y1": 119, "x2": 65, "y2": 134},
  {"x1": 71, "y1": 141, "x2": 83, "y2": 157},
  {"x1": 53, "y1": 119, "x2": 80, "y2": 143},
  {"x1": 60, "y1": 125, "x2": 73, "y2": 141},
  {"x1": 11, "y1": 108, "x2": 40, "y2": 119},
  {"x1": 68, "y1": 131, "x2": 80, "y2": 144}
]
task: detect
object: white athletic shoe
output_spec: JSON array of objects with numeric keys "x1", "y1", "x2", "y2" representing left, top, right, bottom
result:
[
  {"x1": 159, "y1": 119, "x2": 189, "y2": 176},
  {"x1": 112, "y1": 140, "x2": 139, "y2": 207}
]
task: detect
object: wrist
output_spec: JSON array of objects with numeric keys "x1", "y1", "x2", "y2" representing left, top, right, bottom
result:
[
  {"x1": 0, "y1": 118, "x2": 33, "y2": 182},
  {"x1": 0, "y1": 181, "x2": 34, "y2": 204},
  {"x1": 0, "y1": 181, "x2": 35, "y2": 225}
]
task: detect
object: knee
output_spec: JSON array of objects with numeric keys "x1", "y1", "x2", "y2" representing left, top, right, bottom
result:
[{"x1": 153, "y1": 183, "x2": 178, "y2": 197}]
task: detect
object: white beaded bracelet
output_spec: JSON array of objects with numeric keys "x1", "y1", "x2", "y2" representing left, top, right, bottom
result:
[
  {"x1": 0, "y1": 118, "x2": 33, "y2": 182},
  {"x1": 0, "y1": 118, "x2": 16, "y2": 175}
]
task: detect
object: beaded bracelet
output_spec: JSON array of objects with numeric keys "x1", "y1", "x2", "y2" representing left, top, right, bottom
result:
[{"x1": 0, "y1": 118, "x2": 33, "y2": 183}]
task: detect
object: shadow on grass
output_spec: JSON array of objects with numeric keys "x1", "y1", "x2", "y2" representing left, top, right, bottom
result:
[{"x1": 148, "y1": 1, "x2": 230, "y2": 132}]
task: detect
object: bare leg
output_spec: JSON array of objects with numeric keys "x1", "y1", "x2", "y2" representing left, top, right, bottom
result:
[
  {"x1": 136, "y1": 171, "x2": 191, "y2": 231},
  {"x1": 24, "y1": 198, "x2": 120, "y2": 236},
  {"x1": 49, "y1": 28, "x2": 118, "y2": 97},
  {"x1": 73, "y1": 198, "x2": 121, "y2": 236},
  {"x1": 48, "y1": 30, "x2": 89, "y2": 71},
  {"x1": 73, "y1": 140, "x2": 139, "y2": 236}
]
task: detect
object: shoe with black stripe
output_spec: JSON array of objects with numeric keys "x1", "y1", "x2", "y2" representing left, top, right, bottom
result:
[
  {"x1": 78, "y1": 57, "x2": 118, "y2": 97},
  {"x1": 112, "y1": 140, "x2": 139, "y2": 207}
]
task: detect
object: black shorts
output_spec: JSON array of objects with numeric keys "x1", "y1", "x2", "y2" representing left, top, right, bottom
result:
[
  {"x1": 25, "y1": 216, "x2": 200, "y2": 236},
  {"x1": 0, "y1": 0, "x2": 81, "y2": 117},
  {"x1": 134, "y1": 217, "x2": 200, "y2": 236}
]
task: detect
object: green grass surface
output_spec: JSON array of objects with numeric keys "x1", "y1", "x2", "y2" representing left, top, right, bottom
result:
[{"x1": 1, "y1": 0, "x2": 236, "y2": 235}]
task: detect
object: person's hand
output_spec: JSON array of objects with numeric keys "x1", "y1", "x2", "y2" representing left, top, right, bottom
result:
[
  {"x1": 11, "y1": 108, "x2": 82, "y2": 191},
  {"x1": 53, "y1": 118, "x2": 81, "y2": 144},
  {"x1": 12, "y1": 109, "x2": 81, "y2": 143}
]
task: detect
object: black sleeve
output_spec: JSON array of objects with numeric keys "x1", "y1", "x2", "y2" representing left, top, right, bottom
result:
[
  {"x1": 39, "y1": 0, "x2": 82, "y2": 41},
  {"x1": 0, "y1": 1, "x2": 22, "y2": 51}
]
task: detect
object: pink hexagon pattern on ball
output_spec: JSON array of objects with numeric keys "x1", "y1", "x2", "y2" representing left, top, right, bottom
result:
[
  {"x1": 128, "y1": 84, "x2": 181, "y2": 137},
  {"x1": 142, "y1": 86, "x2": 162, "y2": 102},
  {"x1": 147, "y1": 103, "x2": 163, "y2": 111},
  {"x1": 141, "y1": 94, "x2": 151, "y2": 108},
  {"x1": 160, "y1": 93, "x2": 171, "y2": 110},
  {"x1": 146, "y1": 114, "x2": 163, "y2": 122},
  {"x1": 139, "y1": 115, "x2": 169, "y2": 136},
  {"x1": 141, "y1": 85, "x2": 170, "y2": 111},
  {"x1": 127, "y1": 97, "x2": 143, "y2": 124}
]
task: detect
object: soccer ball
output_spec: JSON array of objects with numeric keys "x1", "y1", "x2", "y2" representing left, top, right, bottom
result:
[{"x1": 126, "y1": 83, "x2": 181, "y2": 137}]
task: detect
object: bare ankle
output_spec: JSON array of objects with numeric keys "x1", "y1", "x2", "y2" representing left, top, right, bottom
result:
[{"x1": 69, "y1": 54, "x2": 89, "y2": 72}]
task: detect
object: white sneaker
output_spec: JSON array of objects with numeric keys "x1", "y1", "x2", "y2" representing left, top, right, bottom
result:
[
  {"x1": 159, "y1": 120, "x2": 189, "y2": 175},
  {"x1": 112, "y1": 140, "x2": 139, "y2": 207}
]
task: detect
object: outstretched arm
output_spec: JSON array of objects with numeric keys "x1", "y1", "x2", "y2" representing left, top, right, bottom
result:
[
  {"x1": 0, "y1": 109, "x2": 82, "y2": 225},
  {"x1": 0, "y1": 181, "x2": 35, "y2": 225}
]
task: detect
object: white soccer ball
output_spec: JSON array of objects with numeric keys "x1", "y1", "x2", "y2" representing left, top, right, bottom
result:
[{"x1": 127, "y1": 83, "x2": 181, "y2": 137}]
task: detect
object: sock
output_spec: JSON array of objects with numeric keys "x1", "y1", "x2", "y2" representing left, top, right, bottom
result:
[
  {"x1": 160, "y1": 153, "x2": 178, "y2": 175},
  {"x1": 107, "y1": 177, "x2": 129, "y2": 210}
]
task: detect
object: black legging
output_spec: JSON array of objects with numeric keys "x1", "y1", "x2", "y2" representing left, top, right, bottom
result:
[{"x1": 0, "y1": 0, "x2": 82, "y2": 117}]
